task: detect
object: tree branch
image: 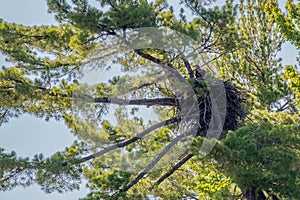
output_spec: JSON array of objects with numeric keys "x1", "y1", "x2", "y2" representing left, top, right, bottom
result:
[
  {"x1": 183, "y1": 60, "x2": 195, "y2": 79},
  {"x1": 127, "y1": 74, "x2": 164, "y2": 93},
  {"x1": 0, "y1": 109, "x2": 9, "y2": 123},
  {"x1": 135, "y1": 49, "x2": 162, "y2": 64},
  {"x1": 198, "y1": 52, "x2": 225, "y2": 69},
  {"x1": 116, "y1": 129, "x2": 195, "y2": 194},
  {"x1": 107, "y1": 0, "x2": 119, "y2": 12},
  {"x1": 77, "y1": 117, "x2": 178, "y2": 163},
  {"x1": 276, "y1": 101, "x2": 290, "y2": 112},
  {"x1": 128, "y1": 82, "x2": 156, "y2": 93},
  {"x1": 0, "y1": 167, "x2": 26, "y2": 185},
  {"x1": 154, "y1": 153, "x2": 194, "y2": 187},
  {"x1": 92, "y1": 97, "x2": 177, "y2": 106}
]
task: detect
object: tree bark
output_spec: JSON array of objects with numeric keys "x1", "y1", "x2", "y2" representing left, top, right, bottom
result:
[{"x1": 94, "y1": 97, "x2": 177, "y2": 106}]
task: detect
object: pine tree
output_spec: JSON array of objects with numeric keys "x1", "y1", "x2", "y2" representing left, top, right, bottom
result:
[{"x1": 0, "y1": 0, "x2": 299, "y2": 199}]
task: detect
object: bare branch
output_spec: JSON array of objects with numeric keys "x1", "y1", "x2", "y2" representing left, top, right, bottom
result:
[
  {"x1": 107, "y1": 0, "x2": 119, "y2": 11},
  {"x1": 135, "y1": 49, "x2": 162, "y2": 64},
  {"x1": 198, "y1": 53, "x2": 225, "y2": 69},
  {"x1": 128, "y1": 82, "x2": 156, "y2": 93},
  {"x1": 0, "y1": 109, "x2": 9, "y2": 122},
  {"x1": 276, "y1": 101, "x2": 290, "y2": 112},
  {"x1": 77, "y1": 117, "x2": 178, "y2": 163},
  {"x1": 183, "y1": 60, "x2": 195, "y2": 79},
  {"x1": 117, "y1": 129, "x2": 195, "y2": 194},
  {"x1": 127, "y1": 74, "x2": 164, "y2": 93},
  {"x1": 92, "y1": 97, "x2": 177, "y2": 106},
  {"x1": 154, "y1": 153, "x2": 194, "y2": 187},
  {"x1": 0, "y1": 167, "x2": 26, "y2": 185}
]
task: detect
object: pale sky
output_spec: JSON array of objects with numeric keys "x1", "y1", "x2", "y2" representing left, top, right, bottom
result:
[
  {"x1": 0, "y1": 1, "x2": 89, "y2": 199},
  {"x1": 0, "y1": 0, "x2": 298, "y2": 200}
]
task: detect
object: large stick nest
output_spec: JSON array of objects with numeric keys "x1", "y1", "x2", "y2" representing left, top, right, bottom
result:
[{"x1": 191, "y1": 69, "x2": 246, "y2": 137}]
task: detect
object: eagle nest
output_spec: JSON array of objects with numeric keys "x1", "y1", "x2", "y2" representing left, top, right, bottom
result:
[{"x1": 189, "y1": 69, "x2": 246, "y2": 137}]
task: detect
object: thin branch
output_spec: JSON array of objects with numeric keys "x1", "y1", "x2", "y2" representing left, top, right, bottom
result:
[
  {"x1": 276, "y1": 101, "x2": 290, "y2": 112},
  {"x1": 77, "y1": 117, "x2": 178, "y2": 163},
  {"x1": 185, "y1": 195, "x2": 199, "y2": 200},
  {"x1": 116, "y1": 129, "x2": 195, "y2": 194},
  {"x1": 2, "y1": 77, "x2": 48, "y2": 91},
  {"x1": 199, "y1": 23, "x2": 214, "y2": 51},
  {"x1": 154, "y1": 153, "x2": 194, "y2": 187},
  {"x1": 96, "y1": 23, "x2": 117, "y2": 35},
  {"x1": 135, "y1": 49, "x2": 178, "y2": 73},
  {"x1": 0, "y1": 167, "x2": 26, "y2": 184},
  {"x1": 135, "y1": 49, "x2": 162, "y2": 64},
  {"x1": 128, "y1": 82, "x2": 156, "y2": 93},
  {"x1": 107, "y1": 0, "x2": 119, "y2": 11},
  {"x1": 0, "y1": 109, "x2": 8, "y2": 122},
  {"x1": 198, "y1": 52, "x2": 225, "y2": 69}
]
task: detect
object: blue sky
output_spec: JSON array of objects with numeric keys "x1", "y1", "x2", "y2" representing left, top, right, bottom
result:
[{"x1": 0, "y1": 0, "x2": 298, "y2": 200}]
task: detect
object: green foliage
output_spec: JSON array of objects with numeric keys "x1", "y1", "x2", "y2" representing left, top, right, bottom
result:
[
  {"x1": 47, "y1": 0, "x2": 159, "y2": 33},
  {"x1": 265, "y1": 0, "x2": 300, "y2": 49},
  {"x1": 216, "y1": 0, "x2": 290, "y2": 113},
  {"x1": 212, "y1": 113, "x2": 300, "y2": 199},
  {"x1": 0, "y1": 141, "x2": 84, "y2": 193},
  {"x1": 283, "y1": 65, "x2": 300, "y2": 112}
]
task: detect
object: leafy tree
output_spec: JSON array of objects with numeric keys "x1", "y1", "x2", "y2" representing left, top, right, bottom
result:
[
  {"x1": 0, "y1": 0, "x2": 299, "y2": 200},
  {"x1": 213, "y1": 0, "x2": 300, "y2": 199},
  {"x1": 265, "y1": 0, "x2": 300, "y2": 49},
  {"x1": 210, "y1": 111, "x2": 300, "y2": 200},
  {"x1": 265, "y1": 0, "x2": 300, "y2": 111}
]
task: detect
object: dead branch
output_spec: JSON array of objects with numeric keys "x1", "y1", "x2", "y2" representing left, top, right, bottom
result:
[
  {"x1": 117, "y1": 129, "x2": 195, "y2": 194},
  {"x1": 77, "y1": 117, "x2": 178, "y2": 163},
  {"x1": 154, "y1": 153, "x2": 194, "y2": 187}
]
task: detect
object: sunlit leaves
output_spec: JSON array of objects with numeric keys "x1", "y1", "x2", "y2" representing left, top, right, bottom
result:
[{"x1": 265, "y1": 0, "x2": 300, "y2": 48}]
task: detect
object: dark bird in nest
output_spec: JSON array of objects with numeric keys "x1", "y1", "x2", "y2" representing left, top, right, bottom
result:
[{"x1": 72, "y1": 79, "x2": 79, "y2": 85}]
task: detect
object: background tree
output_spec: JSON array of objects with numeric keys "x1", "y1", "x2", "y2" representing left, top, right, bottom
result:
[
  {"x1": 265, "y1": 0, "x2": 300, "y2": 111},
  {"x1": 212, "y1": 0, "x2": 300, "y2": 199},
  {"x1": 265, "y1": 0, "x2": 300, "y2": 49}
]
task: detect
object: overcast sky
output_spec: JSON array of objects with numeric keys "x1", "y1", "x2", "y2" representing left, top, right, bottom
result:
[{"x1": 0, "y1": 0, "x2": 298, "y2": 200}]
